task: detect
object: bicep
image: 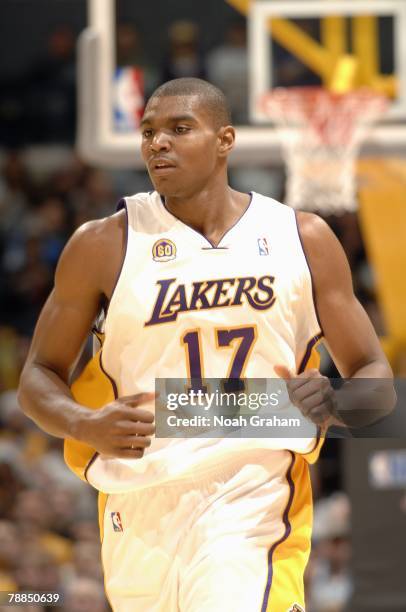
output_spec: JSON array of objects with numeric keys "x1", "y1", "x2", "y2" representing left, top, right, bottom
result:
[
  {"x1": 26, "y1": 288, "x2": 100, "y2": 382},
  {"x1": 319, "y1": 288, "x2": 383, "y2": 377},
  {"x1": 298, "y1": 212, "x2": 386, "y2": 377}
]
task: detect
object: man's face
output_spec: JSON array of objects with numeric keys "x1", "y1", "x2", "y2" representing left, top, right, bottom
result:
[{"x1": 141, "y1": 95, "x2": 224, "y2": 198}]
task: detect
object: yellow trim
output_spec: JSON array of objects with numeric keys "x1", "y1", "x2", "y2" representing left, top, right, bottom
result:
[
  {"x1": 263, "y1": 455, "x2": 312, "y2": 611},
  {"x1": 64, "y1": 349, "x2": 115, "y2": 482},
  {"x1": 300, "y1": 431, "x2": 325, "y2": 465},
  {"x1": 297, "y1": 339, "x2": 325, "y2": 464},
  {"x1": 304, "y1": 341, "x2": 321, "y2": 372},
  {"x1": 298, "y1": 335, "x2": 322, "y2": 374}
]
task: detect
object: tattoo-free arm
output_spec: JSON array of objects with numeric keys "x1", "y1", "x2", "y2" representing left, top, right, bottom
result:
[
  {"x1": 18, "y1": 214, "x2": 125, "y2": 440},
  {"x1": 297, "y1": 212, "x2": 396, "y2": 426}
]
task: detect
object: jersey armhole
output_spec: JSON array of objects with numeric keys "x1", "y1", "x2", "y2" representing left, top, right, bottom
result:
[{"x1": 104, "y1": 198, "x2": 129, "y2": 316}]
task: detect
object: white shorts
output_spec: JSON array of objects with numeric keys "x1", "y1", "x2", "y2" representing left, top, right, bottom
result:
[{"x1": 100, "y1": 449, "x2": 310, "y2": 612}]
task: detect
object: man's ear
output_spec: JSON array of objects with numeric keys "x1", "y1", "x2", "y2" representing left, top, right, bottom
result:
[{"x1": 217, "y1": 126, "x2": 235, "y2": 158}]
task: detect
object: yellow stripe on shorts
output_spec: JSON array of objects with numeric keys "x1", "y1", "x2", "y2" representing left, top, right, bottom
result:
[{"x1": 261, "y1": 452, "x2": 314, "y2": 612}]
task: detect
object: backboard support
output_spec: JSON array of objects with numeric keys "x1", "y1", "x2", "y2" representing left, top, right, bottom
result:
[{"x1": 249, "y1": 0, "x2": 406, "y2": 123}]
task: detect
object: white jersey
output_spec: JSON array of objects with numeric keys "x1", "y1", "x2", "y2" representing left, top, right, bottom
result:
[{"x1": 86, "y1": 190, "x2": 323, "y2": 493}]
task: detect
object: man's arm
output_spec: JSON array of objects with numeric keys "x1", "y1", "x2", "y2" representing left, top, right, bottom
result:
[
  {"x1": 18, "y1": 212, "x2": 155, "y2": 458},
  {"x1": 276, "y1": 212, "x2": 396, "y2": 427}
]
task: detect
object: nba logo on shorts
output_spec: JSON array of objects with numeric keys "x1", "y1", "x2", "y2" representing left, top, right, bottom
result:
[
  {"x1": 152, "y1": 239, "x2": 177, "y2": 262},
  {"x1": 288, "y1": 604, "x2": 305, "y2": 612},
  {"x1": 257, "y1": 237, "x2": 270, "y2": 256},
  {"x1": 111, "y1": 512, "x2": 123, "y2": 532}
]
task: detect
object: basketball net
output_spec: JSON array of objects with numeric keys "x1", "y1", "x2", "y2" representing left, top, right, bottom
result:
[{"x1": 261, "y1": 87, "x2": 388, "y2": 214}]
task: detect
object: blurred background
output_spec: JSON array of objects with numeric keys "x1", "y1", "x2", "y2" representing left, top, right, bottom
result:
[{"x1": 0, "y1": 1, "x2": 405, "y2": 611}]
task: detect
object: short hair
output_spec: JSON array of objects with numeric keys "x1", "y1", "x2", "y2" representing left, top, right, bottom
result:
[{"x1": 146, "y1": 78, "x2": 232, "y2": 129}]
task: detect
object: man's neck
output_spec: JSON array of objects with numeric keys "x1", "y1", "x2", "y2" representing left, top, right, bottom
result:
[{"x1": 163, "y1": 184, "x2": 251, "y2": 247}]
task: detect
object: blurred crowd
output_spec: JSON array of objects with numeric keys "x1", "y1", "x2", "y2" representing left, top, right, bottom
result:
[
  {"x1": 0, "y1": 388, "x2": 108, "y2": 612},
  {"x1": 0, "y1": 14, "x2": 394, "y2": 612}
]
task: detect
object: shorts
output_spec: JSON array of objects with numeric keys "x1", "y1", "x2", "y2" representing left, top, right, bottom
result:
[{"x1": 101, "y1": 449, "x2": 310, "y2": 612}]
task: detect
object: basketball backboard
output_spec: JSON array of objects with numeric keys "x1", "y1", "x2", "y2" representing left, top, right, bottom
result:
[
  {"x1": 249, "y1": 0, "x2": 406, "y2": 123},
  {"x1": 77, "y1": 0, "x2": 406, "y2": 167}
]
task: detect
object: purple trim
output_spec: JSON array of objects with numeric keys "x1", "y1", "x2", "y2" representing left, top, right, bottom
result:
[
  {"x1": 214, "y1": 191, "x2": 254, "y2": 247},
  {"x1": 116, "y1": 197, "x2": 126, "y2": 212},
  {"x1": 298, "y1": 333, "x2": 323, "y2": 374},
  {"x1": 99, "y1": 350, "x2": 119, "y2": 400},
  {"x1": 84, "y1": 451, "x2": 99, "y2": 482},
  {"x1": 91, "y1": 325, "x2": 105, "y2": 349},
  {"x1": 105, "y1": 200, "x2": 129, "y2": 315},
  {"x1": 201, "y1": 246, "x2": 229, "y2": 250},
  {"x1": 293, "y1": 210, "x2": 324, "y2": 335},
  {"x1": 297, "y1": 332, "x2": 324, "y2": 458},
  {"x1": 159, "y1": 192, "x2": 254, "y2": 249},
  {"x1": 261, "y1": 451, "x2": 296, "y2": 612}
]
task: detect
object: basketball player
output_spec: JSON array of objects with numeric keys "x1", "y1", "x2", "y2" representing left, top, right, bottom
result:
[{"x1": 18, "y1": 78, "x2": 395, "y2": 612}]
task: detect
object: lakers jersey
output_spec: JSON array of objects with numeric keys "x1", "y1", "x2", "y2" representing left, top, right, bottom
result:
[{"x1": 75, "y1": 191, "x2": 323, "y2": 493}]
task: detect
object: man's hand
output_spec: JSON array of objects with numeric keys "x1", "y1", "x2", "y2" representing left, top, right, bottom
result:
[
  {"x1": 74, "y1": 392, "x2": 156, "y2": 459},
  {"x1": 274, "y1": 365, "x2": 339, "y2": 428}
]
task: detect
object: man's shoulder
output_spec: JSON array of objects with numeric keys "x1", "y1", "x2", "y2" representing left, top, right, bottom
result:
[
  {"x1": 74, "y1": 191, "x2": 158, "y2": 249},
  {"x1": 64, "y1": 208, "x2": 128, "y2": 274},
  {"x1": 295, "y1": 210, "x2": 330, "y2": 243},
  {"x1": 74, "y1": 209, "x2": 127, "y2": 245},
  {"x1": 57, "y1": 209, "x2": 127, "y2": 301},
  {"x1": 295, "y1": 211, "x2": 348, "y2": 289}
]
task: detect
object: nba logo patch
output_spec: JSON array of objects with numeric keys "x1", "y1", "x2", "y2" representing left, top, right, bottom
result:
[
  {"x1": 111, "y1": 512, "x2": 123, "y2": 532},
  {"x1": 257, "y1": 237, "x2": 270, "y2": 256},
  {"x1": 287, "y1": 605, "x2": 305, "y2": 612},
  {"x1": 113, "y1": 67, "x2": 144, "y2": 132},
  {"x1": 152, "y1": 239, "x2": 177, "y2": 262}
]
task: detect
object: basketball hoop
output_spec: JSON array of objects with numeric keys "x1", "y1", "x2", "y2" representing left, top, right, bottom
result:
[{"x1": 260, "y1": 87, "x2": 388, "y2": 214}]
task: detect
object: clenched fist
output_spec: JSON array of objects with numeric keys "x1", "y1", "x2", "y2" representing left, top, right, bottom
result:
[
  {"x1": 274, "y1": 365, "x2": 339, "y2": 428},
  {"x1": 75, "y1": 392, "x2": 156, "y2": 458}
]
